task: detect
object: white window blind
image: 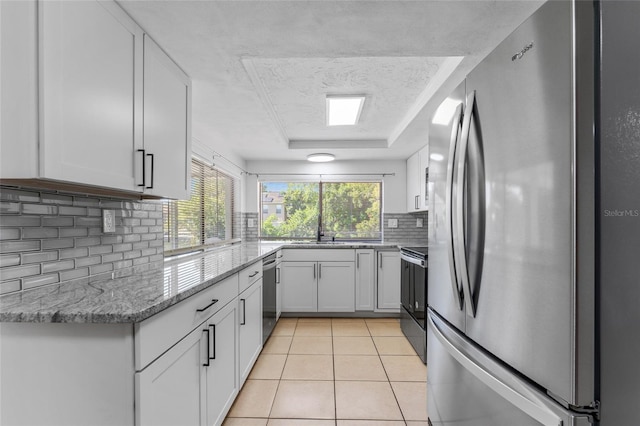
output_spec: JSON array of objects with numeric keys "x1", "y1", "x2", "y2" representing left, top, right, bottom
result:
[{"x1": 164, "y1": 159, "x2": 236, "y2": 255}]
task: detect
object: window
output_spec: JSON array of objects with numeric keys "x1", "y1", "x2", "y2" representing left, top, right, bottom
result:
[
  {"x1": 260, "y1": 181, "x2": 381, "y2": 240},
  {"x1": 164, "y1": 159, "x2": 237, "y2": 255}
]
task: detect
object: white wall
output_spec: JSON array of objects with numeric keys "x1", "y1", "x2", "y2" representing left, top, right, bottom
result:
[{"x1": 245, "y1": 159, "x2": 407, "y2": 214}]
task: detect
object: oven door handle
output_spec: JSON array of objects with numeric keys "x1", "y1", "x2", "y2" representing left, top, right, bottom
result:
[{"x1": 400, "y1": 253, "x2": 426, "y2": 268}]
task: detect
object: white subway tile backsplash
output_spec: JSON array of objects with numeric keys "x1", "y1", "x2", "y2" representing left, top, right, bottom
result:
[
  {"x1": 42, "y1": 259, "x2": 75, "y2": 274},
  {"x1": 1, "y1": 264, "x2": 41, "y2": 280},
  {"x1": 0, "y1": 228, "x2": 21, "y2": 240},
  {"x1": 2, "y1": 216, "x2": 41, "y2": 227},
  {"x1": 0, "y1": 254, "x2": 21, "y2": 268},
  {"x1": 41, "y1": 239, "x2": 74, "y2": 250},
  {"x1": 59, "y1": 248, "x2": 89, "y2": 259},
  {"x1": 22, "y1": 273, "x2": 60, "y2": 290},
  {"x1": 0, "y1": 186, "x2": 164, "y2": 295},
  {"x1": 21, "y1": 251, "x2": 59, "y2": 264},
  {"x1": 22, "y1": 227, "x2": 59, "y2": 239},
  {"x1": 22, "y1": 204, "x2": 58, "y2": 215},
  {"x1": 0, "y1": 280, "x2": 21, "y2": 294},
  {"x1": 0, "y1": 240, "x2": 41, "y2": 253}
]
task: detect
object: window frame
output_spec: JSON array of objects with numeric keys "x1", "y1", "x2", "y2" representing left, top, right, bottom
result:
[
  {"x1": 259, "y1": 180, "x2": 383, "y2": 242},
  {"x1": 163, "y1": 158, "x2": 239, "y2": 257}
]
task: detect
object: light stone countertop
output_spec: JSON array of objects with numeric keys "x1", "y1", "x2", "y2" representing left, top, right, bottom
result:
[{"x1": 0, "y1": 241, "x2": 407, "y2": 323}]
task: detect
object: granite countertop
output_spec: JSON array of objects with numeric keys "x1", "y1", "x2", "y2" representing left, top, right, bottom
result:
[{"x1": 0, "y1": 241, "x2": 408, "y2": 324}]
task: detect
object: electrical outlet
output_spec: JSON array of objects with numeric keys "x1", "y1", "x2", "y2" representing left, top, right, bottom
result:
[
  {"x1": 416, "y1": 218, "x2": 424, "y2": 228},
  {"x1": 247, "y1": 218, "x2": 255, "y2": 228},
  {"x1": 388, "y1": 218, "x2": 398, "y2": 228},
  {"x1": 102, "y1": 209, "x2": 116, "y2": 233}
]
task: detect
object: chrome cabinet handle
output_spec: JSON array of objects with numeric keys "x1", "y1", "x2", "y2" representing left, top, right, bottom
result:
[
  {"x1": 319, "y1": 263, "x2": 322, "y2": 279},
  {"x1": 313, "y1": 263, "x2": 316, "y2": 279},
  {"x1": 276, "y1": 267, "x2": 280, "y2": 284},
  {"x1": 415, "y1": 195, "x2": 419, "y2": 210},
  {"x1": 446, "y1": 103, "x2": 465, "y2": 311},
  {"x1": 240, "y1": 299, "x2": 246, "y2": 325},
  {"x1": 196, "y1": 299, "x2": 219, "y2": 312},
  {"x1": 356, "y1": 253, "x2": 360, "y2": 268},
  {"x1": 456, "y1": 90, "x2": 477, "y2": 318},
  {"x1": 249, "y1": 271, "x2": 259, "y2": 278}
]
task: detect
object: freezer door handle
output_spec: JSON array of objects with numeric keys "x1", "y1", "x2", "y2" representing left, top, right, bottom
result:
[
  {"x1": 456, "y1": 90, "x2": 477, "y2": 317},
  {"x1": 445, "y1": 103, "x2": 464, "y2": 310},
  {"x1": 427, "y1": 310, "x2": 563, "y2": 426}
]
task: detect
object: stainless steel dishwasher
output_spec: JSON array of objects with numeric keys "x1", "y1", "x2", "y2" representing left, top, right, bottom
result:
[{"x1": 262, "y1": 253, "x2": 277, "y2": 343}]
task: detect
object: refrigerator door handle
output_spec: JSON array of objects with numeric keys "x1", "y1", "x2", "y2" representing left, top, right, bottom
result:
[
  {"x1": 428, "y1": 311, "x2": 564, "y2": 426},
  {"x1": 446, "y1": 103, "x2": 464, "y2": 310},
  {"x1": 456, "y1": 90, "x2": 477, "y2": 317}
]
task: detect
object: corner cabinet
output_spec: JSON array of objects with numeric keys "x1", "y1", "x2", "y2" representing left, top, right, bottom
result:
[
  {"x1": 0, "y1": 0, "x2": 191, "y2": 199},
  {"x1": 406, "y1": 146, "x2": 429, "y2": 212}
]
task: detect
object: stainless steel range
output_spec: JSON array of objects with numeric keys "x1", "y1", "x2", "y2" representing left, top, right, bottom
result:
[{"x1": 400, "y1": 246, "x2": 427, "y2": 363}]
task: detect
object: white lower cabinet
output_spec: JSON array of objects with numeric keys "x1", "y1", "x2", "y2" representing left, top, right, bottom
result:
[
  {"x1": 238, "y1": 279, "x2": 263, "y2": 385},
  {"x1": 136, "y1": 300, "x2": 238, "y2": 426},
  {"x1": 205, "y1": 302, "x2": 239, "y2": 426},
  {"x1": 281, "y1": 261, "x2": 317, "y2": 312},
  {"x1": 355, "y1": 249, "x2": 375, "y2": 311},
  {"x1": 281, "y1": 257, "x2": 355, "y2": 313},
  {"x1": 317, "y1": 261, "x2": 355, "y2": 312},
  {"x1": 136, "y1": 322, "x2": 205, "y2": 426},
  {"x1": 376, "y1": 250, "x2": 401, "y2": 312}
]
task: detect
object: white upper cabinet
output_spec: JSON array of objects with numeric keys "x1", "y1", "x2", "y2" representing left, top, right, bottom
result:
[
  {"x1": 39, "y1": 0, "x2": 143, "y2": 192},
  {"x1": 406, "y1": 145, "x2": 429, "y2": 212},
  {"x1": 0, "y1": 0, "x2": 191, "y2": 199},
  {"x1": 141, "y1": 35, "x2": 191, "y2": 200}
]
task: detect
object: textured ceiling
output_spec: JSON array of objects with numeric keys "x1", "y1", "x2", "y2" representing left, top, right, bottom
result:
[
  {"x1": 117, "y1": 0, "x2": 544, "y2": 163},
  {"x1": 245, "y1": 56, "x2": 445, "y2": 143}
]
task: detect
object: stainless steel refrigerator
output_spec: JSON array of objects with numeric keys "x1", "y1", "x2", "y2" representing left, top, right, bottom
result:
[{"x1": 427, "y1": 1, "x2": 640, "y2": 425}]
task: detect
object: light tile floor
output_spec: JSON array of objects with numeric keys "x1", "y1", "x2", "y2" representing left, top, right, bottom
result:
[{"x1": 223, "y1": 317, "x2": 428, "y2": 426}]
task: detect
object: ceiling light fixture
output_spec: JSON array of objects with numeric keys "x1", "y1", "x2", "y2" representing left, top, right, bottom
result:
[
  {"x1": 326, "y1": 95, "x2": 365, "y2": 126},
  {"x1": 307, "y1": 153, "x2": 335, "y2": 163}
]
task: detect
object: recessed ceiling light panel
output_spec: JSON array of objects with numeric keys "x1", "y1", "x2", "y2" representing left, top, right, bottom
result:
[
  {"x1": 326, "y1": 95, "x2": 365, "y2": 126},
  {"x1": 307, "y1": 153, "x2": 335, "y2": 162}
]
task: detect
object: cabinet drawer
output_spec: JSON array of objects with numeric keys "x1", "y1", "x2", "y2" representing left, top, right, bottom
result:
[
  {"x1": 134, "y1": 274, "x2": 239, "y2": 370},
  {"x1": 282, "y1": 248, "x2": 355, "y2": 262},
  {"x1": 239, "y1": 261, "x2": 262, "y2": 293}
]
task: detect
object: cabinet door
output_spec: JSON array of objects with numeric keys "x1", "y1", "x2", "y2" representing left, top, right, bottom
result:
[
  {"x1": 406, "y1": 151, "x2": 421, "y2": 211},
  {"x1": 281, "y1": 262, "x2": 317, "y2": 312},
  {"x1": 39, "y1": 0, "x2": 143, "y2": 191},
  {"x1": 377, "y1": 251, "x2": 401, "y2": 311},
  {"x1": 318, "y1": 261, "x2": 355, "y2": 312},
  {"x1": 136, "y1": 324, "x2": 204, "y2": 426},
  {"x1": 419, "y1": 145, "x2": 430, "y2": 211},
  {"x1": 239, "y1": 279, "x2": 263, "y2": 385},
  {"x1": 205, "y1": 301, "x2": 238, "y2": 426},
  {"x1": 142, "y1": 35, "x2": 191, "y2": 200},
  {"x1": 355, "y1": 249, "x2": 375, "y2": 311}
]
